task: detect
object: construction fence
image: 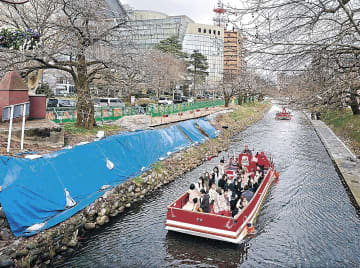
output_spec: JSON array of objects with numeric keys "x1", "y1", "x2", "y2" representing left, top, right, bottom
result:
[{"x1": 46, "y1": 100, "x2": 227, "y2": 124}]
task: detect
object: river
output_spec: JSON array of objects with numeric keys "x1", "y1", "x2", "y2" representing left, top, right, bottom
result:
[{"x1": 56, "y1": 104, "x2": 360, "y2": 267}]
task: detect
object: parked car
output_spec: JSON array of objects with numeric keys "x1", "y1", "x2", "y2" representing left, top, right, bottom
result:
[
  {"x1": 47, "y1": 98, "x2": 76, "y2": 108},
  {"x1": 94, "y1": 98, "x2": 125, "y2": 108},
  {"x1": 187, "y1": 97, "x2": 194, "y2": 103},
  {"x1": 173, "y1": 95, "x2": 183, "y2": 104},
  {"x1": 59, "y1": 99, "x2": 75, "y2": 107},
  {"x1": 158, "y1": 97, "x2": 173, "y2": 105},
  {"x1": 47, "y1": 98, "x2": 59, "y2": 108}
]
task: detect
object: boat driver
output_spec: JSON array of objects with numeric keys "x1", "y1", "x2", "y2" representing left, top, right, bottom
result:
[{"x1": 242, "y1": 145, "x2": 251, "y2": 154}]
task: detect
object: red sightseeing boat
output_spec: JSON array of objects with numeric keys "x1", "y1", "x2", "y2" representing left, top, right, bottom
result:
[
  {"x1": 165, "y1": 151, "x2": 278, "y2": 244},
  {"x1": 275, "y1": 108, "x2": 292, "y2": 120}
]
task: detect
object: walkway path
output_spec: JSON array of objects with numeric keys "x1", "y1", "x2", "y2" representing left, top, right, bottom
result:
[
  {"x1": 115, "y1": 106, "x2": 232, "y2": 130},
  {"x1": 149, "y1": 106, "x2": 230, "y2": 127},
  {"x1": 308, "y1": 114, "x2": 360, "y2": 207}
]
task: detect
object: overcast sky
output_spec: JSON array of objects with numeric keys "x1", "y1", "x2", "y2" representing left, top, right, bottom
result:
[{"x1": 121, "y1": 0, "x2": 241, "y2": 25}]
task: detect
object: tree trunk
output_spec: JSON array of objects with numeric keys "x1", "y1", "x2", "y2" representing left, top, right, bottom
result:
[
  {"x1": 224, "y1": 95, "x2": 230, "y2": 107},
  {"x1": 238, "y1": 93, "x2": 243, "y2": 105},
  {"x1": 76, "y1": 54, "x2": 95, "y2": 129},
  {"x1": 349, "y1": 93, "x2": 360, "y2": 115},
  {"x1": 258, "y1": 93, "x2": 264, "y2": 102}
]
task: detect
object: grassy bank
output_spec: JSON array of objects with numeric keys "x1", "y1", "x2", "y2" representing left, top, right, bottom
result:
[{"x1": 321, "y1": 108, "x2": 360, "y2": 156}]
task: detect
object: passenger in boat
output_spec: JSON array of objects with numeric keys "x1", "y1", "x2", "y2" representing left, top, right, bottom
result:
[
  {"x1": 218, "y1": 174, "x2": 226, "y2": 190},
  {"x1": 241, "y1": 185, "x2": 254, "y2": 202},
  {"x1": 200, "y1": 189, "x2": 211, "y2": 213},
  {"x1": 209, "y1": 172, "x2": 216, "y2": 189},
  {"x1": 203, "y1": 172, "x2": 211, "y2": 189},
  {"x1": 224, "y1": 177, "x2": 232, "y2": 191},
  {"x1": 224, "y1": 185, "x2": 231, "y2": 203},
  {"x1": 219, "y1": 159, "x2": 225, "y2": 177},
  {"x1": 223, "y1": 186, "x2": 232, "y2": 208},
  {"x1": 213, "y1": 167, "x2": 220, "y2": 185},
  {"x1": 241, "y1": 171, "x2": 249, "y2": 189},
  {"x1": 182, "y1": 184, "x2": 200, "y2": 211},
  {"x1": 248, "y1": 177, "x2": 255, "y2": 192},
  {"x1": 252, "y1": 153, "x2": 258, "y2": 163},
  {"x1": 234, "y1": 176, "x2": 243, "y2": 197},
  {"x1": 196, "y1": 176, "x2": 207, "y2": 193},
  {"x1": 192, "y1": 197, "x2": 201, "y2": 212},
  {"x1": 232, "y1": 195, "x2": 249, "y2": 217},
  {"x1": 234, "y1": 158, "x2": 239, "y2": 167},
  {"x1": 242, "y1": 145, "x2": 252, "y2": 154},
  {"x1": 255, "y1": 166, "x2": 264, "y2": 184},
  {"x1": 208, "y1": 182, "x2": 218, "y2": 204},
  {"x1": 214, "y1": 188, "x2": 230, "y2": 214},
  {"x1": 239, "y1": 165, "x2": 243, "y2": 172},
  {"x1": 254, "y1": 166, "x2": 261, "y2": 183}
]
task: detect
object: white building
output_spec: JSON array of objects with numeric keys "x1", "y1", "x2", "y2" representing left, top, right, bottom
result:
[{"x1": 126, "y1": 10, "x2": 224, "y2": 87}]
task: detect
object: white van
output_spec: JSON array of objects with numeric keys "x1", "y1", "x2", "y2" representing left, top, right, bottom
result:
[
  {"x1": 94, "y1": 98, "x2": 125, "y2": 108},
  {"x1": 158, "y1": 97, "x2": 173, "y2": 105}
]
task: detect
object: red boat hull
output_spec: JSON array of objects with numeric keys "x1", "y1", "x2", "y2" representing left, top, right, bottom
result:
[{"x1": 275, "y1": 112, "x2": 292, "y2": 120}]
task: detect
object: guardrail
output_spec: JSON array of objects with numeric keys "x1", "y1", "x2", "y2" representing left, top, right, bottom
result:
[{"x1": 46, "y1": 100, "x2": 226, "y2": 124}]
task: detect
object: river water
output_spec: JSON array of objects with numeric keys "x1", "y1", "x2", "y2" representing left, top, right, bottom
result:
[{"x1": 57, "y1": 104, "x2": 360, "y2": 267}]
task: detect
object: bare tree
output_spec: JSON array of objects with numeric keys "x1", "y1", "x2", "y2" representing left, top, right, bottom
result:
[
  {"x1": 90, "y1": 49, "x2": 187, "y2": 100},
  {"x1": 229, "y1": 0, "x2": 360, "y2": 112},
  {"x1": 0, "y1": 0, "x2": 130, "y2": 129},
  {"x1": 144, "y1": 50, "x2": 187, "y2": 99}
]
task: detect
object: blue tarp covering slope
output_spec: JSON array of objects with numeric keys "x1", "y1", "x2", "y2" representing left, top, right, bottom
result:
[
  {"x1": 0, "y1": 125, "x2": 192, "y2": 236},
  {"x1": 0, "y1": 119, "x2": 214, "y2": 236},
  {"x1": 178, "y1": 120, "x2": 207, "y2": 143},
  {"x1": 195, "y1": 119, "x2": 219, "y2": 139}
]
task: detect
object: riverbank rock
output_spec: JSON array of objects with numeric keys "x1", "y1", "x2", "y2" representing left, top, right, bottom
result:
[
  {"x1": 0, "y1": 256, "x2": 14, "y2": 268},
  {"x1": 96, "y1": 216, "x2": 109, "y2": 226},
  {"x1": 98, "y1": 208, "x2": 109, "y2": 217},
  {"x1": 118, "y1": 206, "x2": 125, "y2": 213},
  {"x1": 15, "y1": 249, "x2": 29, "y2": 258},
  {"x1": 0, "y1": 230, "x2": 11, "y2": 241},
  {"x1": 84, "y1": 222, "x2": 96, "y2": 230},
  {"x1": 0, "y1": 208, "x2": 5, "y2": 219}
]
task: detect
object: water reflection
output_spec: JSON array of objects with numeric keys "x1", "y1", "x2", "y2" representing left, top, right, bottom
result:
[{"x1": 166, "y1": 232, "x2": 250, "y2": 267}]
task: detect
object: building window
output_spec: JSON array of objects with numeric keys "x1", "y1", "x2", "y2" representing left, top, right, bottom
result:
[
  {"x1": 198, "y1": 28, "x2": 201, "y2": 33},
  {"x1": 203, "y1": 29, "x2": 206, "y2": 33},
  {"x1": 213, "y1": 30, "x2": 216, "y2": 35},
  {"x1": 218, "y1": 31, "x2": 221, "y2": 35},
  {"x1": 209, "y1": 29, "x2": 211, "y2": 34}
]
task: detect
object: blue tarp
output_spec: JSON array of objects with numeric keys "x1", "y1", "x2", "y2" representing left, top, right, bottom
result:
[
  {"x1": 178, "y1": 120, "x2": 207, "y2": 143},
  {"x1": 196, "y1": 119, "x2": 218, "y2": 139},
  {"x1": 0, "y1": 121, "x2": 210, "y2": 236}
]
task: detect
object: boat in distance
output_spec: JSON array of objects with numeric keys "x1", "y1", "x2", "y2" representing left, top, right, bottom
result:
[{"x1": 275, "y1": 107, "x2": 292, "y2": 120}]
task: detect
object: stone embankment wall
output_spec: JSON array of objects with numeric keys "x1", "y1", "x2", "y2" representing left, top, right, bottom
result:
[{"x1": 0, "y1": 103, "x2": 270, "y2": 268}]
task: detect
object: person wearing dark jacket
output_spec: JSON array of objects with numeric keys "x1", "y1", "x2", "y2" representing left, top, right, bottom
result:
[
  {"x1": 218, "y1": 174, "x2": 226, "y2": 189},
  {"x1": 200, "y1": 189, "x2": 211, "y2": 213},
  {"x1": 241, "y1": 185, "x2": 254, "y2": 202}
]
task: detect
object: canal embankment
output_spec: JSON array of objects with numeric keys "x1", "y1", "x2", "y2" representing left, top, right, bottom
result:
[
  {"x1": 0, "y1": 102, "x2": 270, "y2": 267},
  {"x1": 307, "y1": 113, "x2": 360, "y2": 208}
]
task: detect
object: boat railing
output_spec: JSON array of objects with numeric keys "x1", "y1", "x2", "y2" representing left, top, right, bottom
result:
[{"x1": 180, "y1": 193, "x2": 189, "y2": 208}]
